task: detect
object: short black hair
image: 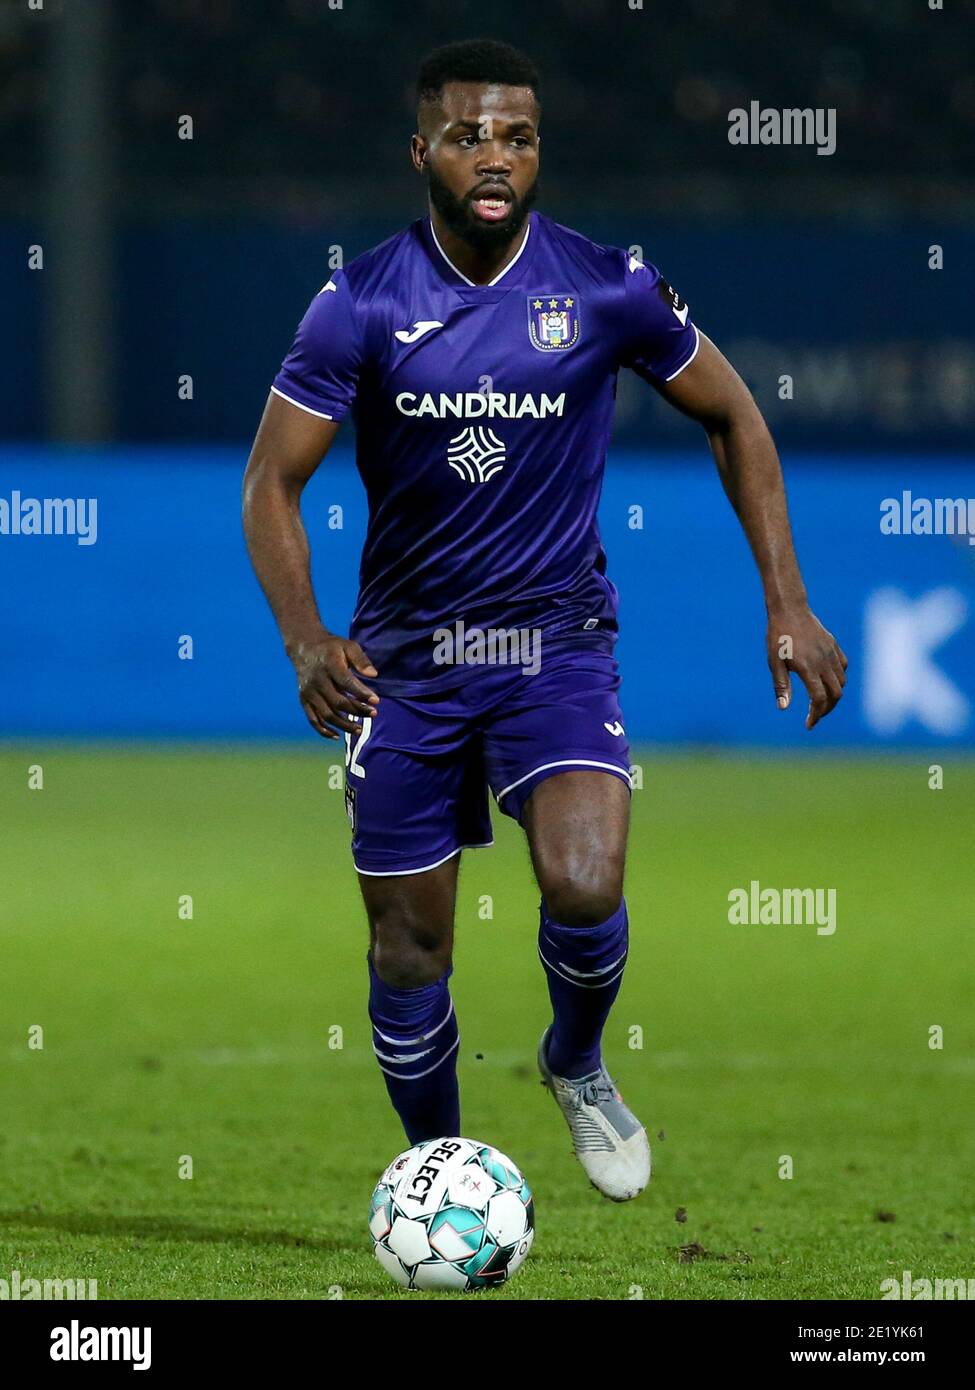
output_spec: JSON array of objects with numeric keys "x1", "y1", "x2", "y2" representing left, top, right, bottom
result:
[{"x1": 416, "y1": 39, "x2": 540, "y2": 109}]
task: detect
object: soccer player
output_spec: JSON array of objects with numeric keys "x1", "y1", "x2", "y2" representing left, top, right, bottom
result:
[{"x1": 243, "y1": 39, "x2": 847, "y2": 1201}]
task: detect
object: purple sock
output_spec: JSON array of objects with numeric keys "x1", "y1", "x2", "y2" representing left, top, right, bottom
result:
[
  {"x1": 367, "y1": 953, "x2": 460, "y2": 1144},
  {"x1": 537, "y1": 897, "x2": 629, "y2": 1079}
]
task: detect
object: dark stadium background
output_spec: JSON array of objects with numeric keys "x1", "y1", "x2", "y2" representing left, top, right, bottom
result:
[
  {"x1": 2, "y1": 0, "x2": 973, "y2": 745},
  {"x1": 1, "y1": 0, "x2": 974, "y2": 1310}
]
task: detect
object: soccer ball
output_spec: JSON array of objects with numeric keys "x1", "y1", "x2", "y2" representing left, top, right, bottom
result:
[{"x1": 369, "y1": 1136, "x2": 534, "y2": 1291}]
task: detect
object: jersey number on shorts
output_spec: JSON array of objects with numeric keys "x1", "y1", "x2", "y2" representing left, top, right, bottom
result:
[{"x1": 344, "y1": 714, "x2": 373, "y2": 780}]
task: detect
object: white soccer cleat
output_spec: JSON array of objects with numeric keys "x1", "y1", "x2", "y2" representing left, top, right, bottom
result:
[{"x1": 538, "y1": 1028, "x2": 651, "y2": 1201}]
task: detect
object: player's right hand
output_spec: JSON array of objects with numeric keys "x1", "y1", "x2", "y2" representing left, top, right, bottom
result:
[{"x1": 288, "y1": 634, "x2": 379, "y2": 739}]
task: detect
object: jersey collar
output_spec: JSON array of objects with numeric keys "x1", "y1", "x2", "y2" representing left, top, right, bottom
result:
[{"x1": 426, "y1": 212, "x2": 535, "y2": 289}]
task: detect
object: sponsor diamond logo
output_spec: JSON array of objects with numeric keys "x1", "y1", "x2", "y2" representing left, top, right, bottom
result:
[{"x1": 446, "y1": 425, "x2": 506, "y2": 483}]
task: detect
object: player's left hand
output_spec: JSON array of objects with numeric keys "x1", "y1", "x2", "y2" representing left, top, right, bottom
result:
[{"x1": 766, "y1": 606, "x2": 848, "y2": 730}]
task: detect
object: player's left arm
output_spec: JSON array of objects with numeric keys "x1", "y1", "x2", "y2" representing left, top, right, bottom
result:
[{"x1": 656, "y1": 332, "x2": 847, "y2": 729}]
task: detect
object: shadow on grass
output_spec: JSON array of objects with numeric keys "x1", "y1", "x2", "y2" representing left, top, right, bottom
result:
[{"x1": 0, "y1": 1208, "x2": 351, "y2": 1254}]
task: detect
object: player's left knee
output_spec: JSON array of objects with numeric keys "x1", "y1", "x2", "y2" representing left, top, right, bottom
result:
[{"x1": 542, "y1": 875, "x2": 622, "y2": 929}]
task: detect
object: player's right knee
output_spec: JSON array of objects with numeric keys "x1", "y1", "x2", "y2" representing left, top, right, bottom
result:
[{"x1": 370, "y1": 922, "x2": 452, "y2": 989}]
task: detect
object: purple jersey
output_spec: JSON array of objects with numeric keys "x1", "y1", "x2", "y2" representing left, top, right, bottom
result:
[{"x1": 272, "y1": 211, "x2": 699, "y2": 691}]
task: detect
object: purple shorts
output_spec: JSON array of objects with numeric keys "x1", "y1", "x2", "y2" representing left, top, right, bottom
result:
[{"x1": 342, "y1": 646, "x2": 631, "y2": 876}]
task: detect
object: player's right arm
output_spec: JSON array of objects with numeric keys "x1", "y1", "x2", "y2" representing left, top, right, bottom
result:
[
  {"x1": 242, "y1": 392, "x2": 378, "y2": 740},
  {"x1": 244, "y1": 269, "x2": 377, "y2": 738}
]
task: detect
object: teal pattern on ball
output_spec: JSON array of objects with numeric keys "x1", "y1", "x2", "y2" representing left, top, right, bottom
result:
[
  {"x1": 475, "y1": 1147, "x2": 522, "y2": 1190},
  {"x1": 430, "y1": 1205, "x2": 485, "y2": 1253}
]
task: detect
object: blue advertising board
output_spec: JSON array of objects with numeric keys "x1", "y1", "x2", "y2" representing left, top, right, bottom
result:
[{"x1": 1, "y1": 446, "x2": 973, "y2": 747}]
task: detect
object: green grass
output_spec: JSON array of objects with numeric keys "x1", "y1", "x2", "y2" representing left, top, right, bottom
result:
[{"x1": 1, "y1": 745, "x2": 973, "y2": 1300}]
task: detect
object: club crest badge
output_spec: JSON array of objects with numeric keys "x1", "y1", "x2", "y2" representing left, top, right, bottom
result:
[{"x1": 527, "y1": 295, "x2": 581, "y2": 351}]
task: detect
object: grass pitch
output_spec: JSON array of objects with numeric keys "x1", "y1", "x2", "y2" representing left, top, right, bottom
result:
[{"x1": 1, "y1": 745, "x2": 973, "y2": 1300}]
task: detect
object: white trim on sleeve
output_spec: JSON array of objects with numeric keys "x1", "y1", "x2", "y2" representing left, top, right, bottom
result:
[
  {"x1": 663, "y1": 324, "x2": 701, "y2": 382},
  {"x1": 270, "y1": 385, "x2": 334, "y2": 420}
]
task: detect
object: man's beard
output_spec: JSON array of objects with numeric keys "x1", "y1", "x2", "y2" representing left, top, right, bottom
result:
[{"x1": 427, "y1": 165, "x2": 538, "y2": 254}]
